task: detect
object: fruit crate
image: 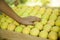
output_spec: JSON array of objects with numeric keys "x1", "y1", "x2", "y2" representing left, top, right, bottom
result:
[{"x1": 0, "y1": 5, "x2": 60, "y2": 40}]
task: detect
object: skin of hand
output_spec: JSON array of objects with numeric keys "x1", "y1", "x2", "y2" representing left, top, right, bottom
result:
[
  {"x1": 0, "y1": 0, "x2": 41, "y2": 25},
  {"x1": 20, "y1": 16, "x2": 41, "y2": 25}
]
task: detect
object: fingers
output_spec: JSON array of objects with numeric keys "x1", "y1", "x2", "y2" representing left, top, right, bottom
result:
[
  {"x1": 22, "y1": 16, "x2": 41, "y2": 25},
  {"x1": 21, "y1": 20, "x2": 34, "y2": 25},
  {"x1": 24, "y1": 16, "x2": 41, "y2": 22},
  {"x1": 28, "y1": 17, "x2": 41, "y2": 22},
  {"x1": 23, "y1": 22, "x2": 34, "y2": 26},
  {"x1": 35, "y1": 18, "x2": 41, "y2": 22},
  {"x1": 27, "y1": 22, "x2": 34, "y2": 25}
]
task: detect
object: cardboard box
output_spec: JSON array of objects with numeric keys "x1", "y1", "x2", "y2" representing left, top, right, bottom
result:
[{"x1": 0, "y1": 29, "x2": 48, "y2": 40}]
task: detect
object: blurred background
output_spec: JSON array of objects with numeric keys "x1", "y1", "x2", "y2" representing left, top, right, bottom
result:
[{"x1": 5, "y1": 0, "x2": 60, "y2": 7}]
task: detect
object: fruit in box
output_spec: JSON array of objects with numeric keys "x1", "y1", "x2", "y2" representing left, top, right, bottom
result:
[
  {"x1": 30, "y1": 28, "x2": 39, "y2": 36},
  {"x1": 35, "y1": 7, "x2": 46, "y2": 17},
  {"x1": 35, "y1": 13, "x2": 41, "y2": 18},
  {"x1": 15, "y1": 25, "x2": 23, "y2": 32},
  {"x1": 35, "y1": 22, "x2": 43, "y2": 30},
  {"x1": 7, "y1": 23, "x2": 16, "y2": 31},
  {"x1": 5, "y1": 16, "x2": 14, "y2": 23},
  {"x1": 48, "y1": 31, "x2": 58, "y2": 40},
  {"x1": 30, "y1": 7, "x2": 39, "y2": 16},
  {"x1": 39, "y1": 30, "x2": 48, "y2": 39},
  {"x1": 43, "y1": 24, "x2": 52, "y2": 32},
  {"x1": 6, "y1": 17, "x2": 14, "y2": 23},
  {"x1": 53, "y1": 9, "x2": 59, "y2": 16},
  {"x1": 55, "y1": 16, "x2": 60, "y2": 26},
  {"x1": 20, "y1": 25, "x2": 26, "y2": 28},
  {"x1": 42, "y1": 13, "x2": 49, "y2": 20},
  {"x1": 46, "y1": 8, "x2": 52, "y2": 14},
  {"x1": 41, "y1": 19, "x2": 47, "y2": 25},
  {"x1": 22, "y1": 27, "x2": 30, "y2": 34},
  {"x1": 27, "y1": 25, "x2": 34, "y2": 29},
  {"x1": 51, "y1": 26, "x2": 59, "y2": 32},
  {"x1": 47, "y1": 20, "x2": 55, "y2": 26},
  {"x1": 0, "y1": 17, "x2": 6, "y2": 23},
  {"x1": 13, "y1": 21, "x2": 19, "y2": 26},
  {"x1": 1, "y1": 22, "x2": 8, "y2": 30},
  {"x1": 22, "y1": 8, "x2": 32, "y2": 17},
  {"x1": 42, "y1": 8, "x2": 52, "y2": 18},
  {"x1": 18, "y1": 6, "x2": 27, "y2": 16},
  {"x1": 38, "y1": 7, "x2": 46, "y2": 15},
  {"x1": 49, "y1": 13, "x2": 57, "y2": 21}
]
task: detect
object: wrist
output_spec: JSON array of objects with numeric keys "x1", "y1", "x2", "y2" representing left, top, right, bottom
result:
[{"x1": 16, "y1": 16, "x2": 23, "y2": 23}]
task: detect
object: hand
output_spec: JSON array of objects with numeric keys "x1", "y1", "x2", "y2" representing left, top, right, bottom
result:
[{"x1": 20, "y1": 16, "x2": 41, "y2": 25}]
